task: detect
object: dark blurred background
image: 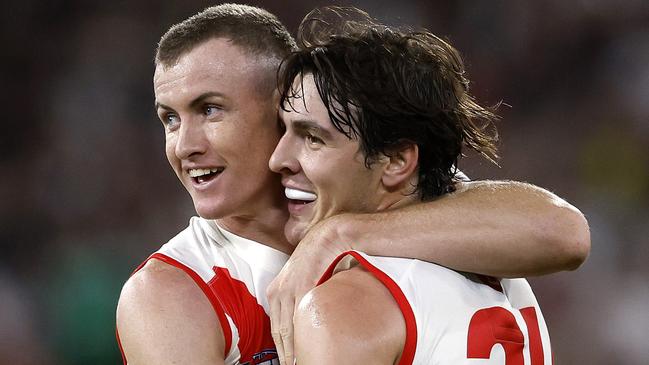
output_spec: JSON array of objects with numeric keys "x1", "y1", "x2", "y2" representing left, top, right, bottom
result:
[{"x1": 1, "y1": 1, "x2": 647, "y2": 364}]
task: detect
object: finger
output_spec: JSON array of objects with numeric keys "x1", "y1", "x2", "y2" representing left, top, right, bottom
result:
[
  {"x1": 279, "y1": 297, "x2": 296, "y2": 365},
  {"x1": 268, "y1": 296, "x2": 286, "y2": 365}
]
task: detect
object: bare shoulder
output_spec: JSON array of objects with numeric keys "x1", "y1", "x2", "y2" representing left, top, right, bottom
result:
[
  {"x1": 117, "y1": 259, "x2": 207, "y2": 319},
  {"x1": 294, "y1": 266, "x2": 405, "y2": 364},
  {"x1": 116, "y1": 259, "x2": 225, "y2": 365}
]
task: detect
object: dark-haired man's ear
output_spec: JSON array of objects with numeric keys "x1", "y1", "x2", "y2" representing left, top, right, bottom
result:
[{"x1": 381, "y1": 142, "x2": 419, "y2": 191}]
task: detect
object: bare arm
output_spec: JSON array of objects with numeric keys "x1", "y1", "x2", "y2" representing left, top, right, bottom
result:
[
  {"x1": 330, "y1": 179, "x2": 591, "y2": 277},
  {"x1": 116, "y1": 260, "x2": 226, "y2": 365},
  {"x1": 294, "y1": 267, "x2": 404, "y2": 365},
  {"x1": 268, "y1": 179, "x2": 590, "y2": 364}
]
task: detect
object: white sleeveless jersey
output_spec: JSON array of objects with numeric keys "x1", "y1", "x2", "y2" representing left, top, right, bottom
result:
[
  {"x1": 319, "y1": 251, "x2": 552, "y2": 365},
  {"x1": 118, "y1": 217, "x2": 287, "y2": 365}
]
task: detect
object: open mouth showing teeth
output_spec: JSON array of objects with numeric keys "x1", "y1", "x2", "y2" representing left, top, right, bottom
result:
[{"x1": 188, "y1": 167, "x2": 224, "y2": 184}]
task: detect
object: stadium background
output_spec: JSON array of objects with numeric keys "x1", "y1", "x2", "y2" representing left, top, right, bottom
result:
[{"x1": 1, "y1": 0, "x2": 647, "y2": 364}]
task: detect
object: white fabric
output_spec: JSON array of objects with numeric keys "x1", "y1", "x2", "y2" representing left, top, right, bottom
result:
[
  {"x1": 348, "y1": 251, "x2": 552, "y2": 365},
  {"x1": 155, "y1": 216, "x2": 289, "y2": 364}
]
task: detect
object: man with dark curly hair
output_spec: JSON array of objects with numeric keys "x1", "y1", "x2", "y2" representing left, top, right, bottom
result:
[
  {"x1": 270, "y1": 7, "x2": 552, "y2": 364},
  {"x1": 116, "y1": 4, "x2": 586, "y2": 365}
]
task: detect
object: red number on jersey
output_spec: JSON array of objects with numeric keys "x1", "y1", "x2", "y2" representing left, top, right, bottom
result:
[{"x1": 467, "y1": 306, "x2": 545, "y2": 365}]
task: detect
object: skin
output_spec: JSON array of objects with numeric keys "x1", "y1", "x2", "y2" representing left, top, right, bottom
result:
[
  {"x1": 269, "y1": 72, "x2": 419, "y2": 255},
  {"x1": 269, "y1": 74, "x2": 424, "y2": 239},
  {"x1": 294, "y1": 267, "x2": 406, "y2": 364},
  {"x1": 117, "y1": 38, "x2": 292, "y2": 365},
  {"x1": 154, "y1": 37, "x2": 291, "y2": 252},
  {"x1": 269, "y1": 73, "x2": 421, "y2": 363},
  {"x1": 267, "y1": 84, "x2": 590, "y2": 364},
  {"x1": 117, "y1": 260, "x2": 226, "y2": 365},
  {"x1": 270, "y1": 75, "x2": 395, "y2": 245},
  {"x1": 268, "y1": 70, "x2": 591, "y2": 364},
  {"x1": 117, "y1": 35, "x2": 590, "y2": 365}
]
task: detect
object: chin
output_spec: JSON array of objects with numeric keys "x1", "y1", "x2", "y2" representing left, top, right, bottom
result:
[
  {"x1": 284, "y1": 221, "x2": 307, "y2": 246},
  {"x1": 193, "y1": 200, "x2": 228, "y2": 220},
  {"x1": 284, "y1": 230, "x2": 302, "y2": 246}
]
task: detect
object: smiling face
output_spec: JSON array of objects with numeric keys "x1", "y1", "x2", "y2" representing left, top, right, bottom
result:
[
  {"x1": 269, "y1": 74, "x2": 389, "y2": 244},
  {"x1": 154, "y1": 38, "x2": 284, "y2": 222}
]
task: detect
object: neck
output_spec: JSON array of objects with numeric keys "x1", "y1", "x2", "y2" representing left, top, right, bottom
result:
[
  {"x1": 216, "y1": 172, "x2": 295, "y2": 254},
  {"x1": 216, "y1": 207, "x2": 294, "y2": 254},
  {"x1": 376, "y1": 177, "x2": 421, "y2": 212},
  {"x1": 377, "y1": 192, "x2": 420, "y2": 212}
]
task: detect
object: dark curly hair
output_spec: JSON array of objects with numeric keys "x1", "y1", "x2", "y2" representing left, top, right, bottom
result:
[{"x1": 279, "y1": 6, "x2": 499, "y2": 200}]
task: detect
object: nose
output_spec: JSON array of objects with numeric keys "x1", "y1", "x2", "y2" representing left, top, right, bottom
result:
[
  {"x1": 175, "y1": 117, "x2": 208, "y2": 159},
  {"x1": 269, "y1": 133, "x2": 300, "y2": 175}
]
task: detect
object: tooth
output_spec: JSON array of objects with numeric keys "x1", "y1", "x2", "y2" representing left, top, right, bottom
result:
[
  {"x1": 285, "y1": 188, "x2": 317, "y2": 201},
  {"x1": 189, "y1": 167, "x2": 224, "y2": 178}
]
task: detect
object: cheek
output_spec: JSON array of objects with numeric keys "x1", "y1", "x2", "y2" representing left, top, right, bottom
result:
[
  {"x1": 311, "y1": 161, "x2": 345, "y2": 196},
  {"x1": 164, "y1": 136, "x2": 176, "y2": 160},
  {"x1": 241, "y1": 130, "x2": 281, "y2": 160},
  {"x1": 164, "y1": 136, "x2": 183, "y2": 176},
  {"x1": 324, "y1": 165, "x2": 375, "y2": 207},
  {"x1": 249, "y1": 111, "x2": 282, "y2": 143}
]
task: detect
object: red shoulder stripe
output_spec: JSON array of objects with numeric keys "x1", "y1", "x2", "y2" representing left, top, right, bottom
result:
[
  {"x1": 148, "y1": 253, "x2": 233, "y2": 357},
  {"x1": 116, "y1": 326, "x2": 127, "y2": 365},
  {"x1": 318, "y1": 251, "x2": 417, "y2": 365}
]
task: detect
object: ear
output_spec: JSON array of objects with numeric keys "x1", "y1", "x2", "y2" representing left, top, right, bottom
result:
[{"x1": 380, "y1": 142, "x2": 419, "y2": 190}]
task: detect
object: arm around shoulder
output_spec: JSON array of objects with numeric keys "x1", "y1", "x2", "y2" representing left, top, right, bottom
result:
[
  {"x1": 325, "y1": 179, "x2": 590, "y2": 277},
  {"x1": 451, "y1": 180, "x2": 591, "y2": 272},
  {"x1": 497, "y1": 180, "x2": 591, "y2": 272},
  {"x1": 116, "y1": 260, "x2": 226, "y2": 365}
]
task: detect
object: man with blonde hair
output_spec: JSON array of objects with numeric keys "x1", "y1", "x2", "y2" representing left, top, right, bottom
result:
[{"x1": 116, "y1": 4, "x2": 588, "y2": 365}]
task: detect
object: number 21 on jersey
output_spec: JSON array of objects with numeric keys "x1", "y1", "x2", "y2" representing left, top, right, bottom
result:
[{"x1": 467, "y1": 306, "x2": 551, "y2": 365}]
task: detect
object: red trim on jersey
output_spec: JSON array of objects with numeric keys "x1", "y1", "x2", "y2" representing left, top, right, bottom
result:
[
  {"x1": 148, "y1": 253, "x2": 233, "y2": 356},
  {"x1": 318, "y1": 251, "x2": 417, "y2": 365},
  {"x1": 130, "y1": 255, "x2": 151, "y2": 275},
  {"x1": 116, "y1": 252, "x2": 279, "y2": 364},
  {"x1": 116, "y1": 327, "x2": 127, "y2": 365},
  {"x1": 117, "y1": 253, "x2": 162, "y2": 364},
  {"x1": 115, "y1": 253, "x2": 235, "y2": 364}
]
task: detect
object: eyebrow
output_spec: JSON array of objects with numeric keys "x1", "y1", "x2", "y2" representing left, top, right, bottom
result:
[
  {"x1": 292, "y1": 120, "x2": 335, "y2": 140},
  {"x1": 154, "y1": 91, "x2": 226, "y2": 111}
]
